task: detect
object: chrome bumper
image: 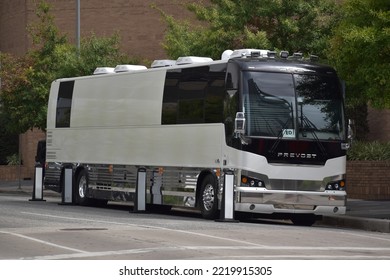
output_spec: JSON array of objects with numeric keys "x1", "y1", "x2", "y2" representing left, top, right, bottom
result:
[{"x1": 235, "y1": 187, "x2": 346, "y2": 215}]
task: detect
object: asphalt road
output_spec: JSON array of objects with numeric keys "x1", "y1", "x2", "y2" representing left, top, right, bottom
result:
[{"x1": 1, "y1": 194, "x2": 390, "y2": 260}]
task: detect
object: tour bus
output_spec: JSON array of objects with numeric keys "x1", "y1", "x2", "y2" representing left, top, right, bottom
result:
[{"x1": 44, "y1": 49, "x2": 348, "y2": 226}]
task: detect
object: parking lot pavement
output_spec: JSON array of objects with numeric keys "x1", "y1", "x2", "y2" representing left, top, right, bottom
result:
[{"x1": 1, "y1": 180, "x2": 389, "y2": 233}]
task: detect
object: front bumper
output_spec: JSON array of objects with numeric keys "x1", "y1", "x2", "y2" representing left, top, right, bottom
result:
[{"x1": 235, "y1": 187, "x2": 346, "y2": 215}]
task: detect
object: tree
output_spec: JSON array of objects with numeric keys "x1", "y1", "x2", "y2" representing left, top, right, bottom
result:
[
  {"x1": 156, "y1": 0, "x2": 339, "y2": 59},
  {"x1": 0, "y1": 53, "x2": 29, "y2": 162},
  {"x1": 0, "y1": 0, "x2": 68, "y2": 133},
  {"x1": 328, "y1": 0, "x2": 390, "y2": 109},
  {"x1": 0, "y1": 0, "x2": 136, "y2": 134}
]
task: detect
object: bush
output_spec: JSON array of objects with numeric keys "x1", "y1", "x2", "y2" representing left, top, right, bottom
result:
[
  {"x1": 347, "y1": 141, "x2": 390, "y2": 161},
  {"x1": 6, "y1": 154, "x2": 20, "y2": 165}
]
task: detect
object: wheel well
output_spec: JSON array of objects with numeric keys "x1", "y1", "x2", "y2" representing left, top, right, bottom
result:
[
  {"x1": 195, "y1": 170, "x2": 218, "y2": 208},
  {"x1": 59, "y1": 165, "x2": 84, "y2": 193},
  {"x1": 74, "y1": 166, "x2": 85, "y2": 183}
]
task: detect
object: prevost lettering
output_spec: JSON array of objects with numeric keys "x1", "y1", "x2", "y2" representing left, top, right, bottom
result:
[{"x1": 277, "y1": 152, "x2": 317, "y2": 159}]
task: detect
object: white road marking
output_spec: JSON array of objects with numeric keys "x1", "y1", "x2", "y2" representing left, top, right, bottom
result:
[
  {"x1": 0, "y1": 230, "x2": 87, "y2": 253},
  {"x1": 15, "y1": 211, "x2": 390, "y2": 260},
  {"x1": 21, "y1": 211, "x2": 265, "y2": 247},
  {"x1": 21, "y1": 245, "x2": 390, "y2": 260}
]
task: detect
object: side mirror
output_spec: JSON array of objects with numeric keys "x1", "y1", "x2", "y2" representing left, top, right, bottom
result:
[
  {"x1": 234, "y1": 112, "x2": 246, "y2": 135},
  {"x1": 348, "y1": 119, "x2": 354, "y2": 143}
]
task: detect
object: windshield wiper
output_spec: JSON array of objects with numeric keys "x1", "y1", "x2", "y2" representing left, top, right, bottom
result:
[
  {"x1": 300, "y1": 113, "x2": 328, "y2": 157},
  {"x1": 269, "y1": 115, "x2": 294, "y2": 155}
]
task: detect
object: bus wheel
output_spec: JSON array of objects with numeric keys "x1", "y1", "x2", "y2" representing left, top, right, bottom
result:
[
  {"x1": 75, "y1": 170, "x2": 91, "y2": 206},
  {"x1": 199, "y1": 174, "x2": 218, "y2": 219},
  {"x1": 291, "y1": 214, "x2": 317, "y2": 226}
]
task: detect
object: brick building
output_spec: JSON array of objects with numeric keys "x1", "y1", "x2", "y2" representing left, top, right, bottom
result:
[
  {"x1": 0, "y1": 0, "x2": 200, "y2": 180},
  {"x1": 0, "y1": 0, "x2": 198, "y2": 59}
]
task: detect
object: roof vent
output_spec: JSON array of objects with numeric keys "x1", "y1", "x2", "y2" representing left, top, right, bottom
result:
[
  {"x1": 280, "y1": 51, "x2": 289, "y2": 59},
  {"x1": 176, "y1": 56, "x2": 213, "y2": 65},
  {"x1": 267, "y1": 51, "x2": 277, "y2": 58},
  {"x1": 93, "y1": 67, "x2": 115, "y2": 75},
  {"x1": 290, "y1": 52, "x2": 303, "y2": 60},
  {"x1": 114, "y1": 65, "x2": 147, "y2": 73},
  {"x1": 151, "y1": 60, "x2": 176, "y2": 68}
]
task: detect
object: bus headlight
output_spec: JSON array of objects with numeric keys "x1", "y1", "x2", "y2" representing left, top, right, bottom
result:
[
  {"x1": 325, "y1": 179, "x2": 346, "y2": 191},
  {"x1": 241, "y1": 175, "x2": 265, "y2": 188}
]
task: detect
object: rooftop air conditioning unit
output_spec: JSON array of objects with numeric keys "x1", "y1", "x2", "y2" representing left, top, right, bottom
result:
[
  {"x1": 229, "y1": 49, "x2": 270, "y2": 59},
  {"x1": 151, "y1": 60, "x2": 176, "y2": 68},
  {"x1": 114, "y1": 65, "x2": 147, "y2": 73},
  {"x1": 93, "y1": 67, "x2": 115, "y2": 75},
  {"x1": 175, "y1": 56, "x2": 213, "y2": 65}
]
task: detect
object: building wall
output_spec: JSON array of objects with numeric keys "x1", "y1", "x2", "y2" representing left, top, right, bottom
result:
[
  {"x1": 347, "y1": 161, "x2": 390, "y2": 200},
  {"x1": 0, "y1": 128, "x2": 45, "y2": 181},
  {"x1": 0, "y1": 0, "x2": 200, "y2": 60},
  {"x1": 19, "y1": 128, "x2": 46, "y2": 179},
  {"x1": 0, "y1": 0, "x2": 29, "y2": 55},
  {"x1": 367, "y1": 107, "x2": 390, "y2": 142}
]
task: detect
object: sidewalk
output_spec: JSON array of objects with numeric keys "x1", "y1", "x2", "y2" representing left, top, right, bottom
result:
[{"x1": 1, "y1": 180, "x2": 389, "y2": 233}]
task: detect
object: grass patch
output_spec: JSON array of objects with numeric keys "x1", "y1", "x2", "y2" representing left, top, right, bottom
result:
[{"x1": 347, "y1": 141, "x2": 390, "y2": 161}]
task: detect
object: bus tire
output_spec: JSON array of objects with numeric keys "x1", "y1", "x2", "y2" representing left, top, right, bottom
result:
[
  {"x1": 199, "y1": 174, "x2": 218, "y2": 219},
  {"x1": 75, "y1": 169, "x2": 92, "y2": 206},
  {"x1": 291, "y1": 214, "x2": 317, "y2": 226}
]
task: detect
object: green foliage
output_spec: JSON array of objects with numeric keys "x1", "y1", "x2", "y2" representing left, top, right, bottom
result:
[
  {"x1": 0, "y1": 0, "x2": 67, "y2": 133},
  {"x1": 156, "y1": 0, "x2": 339, "y2": 59},
  {"x1": 53, "y1": 33, "x2": 141, "y2": 79},
  {"x1": 345, "y1": 99, "x2": 369, "y2": 141},
  {"x1": 6, "y1": 154, "x2": 20, "y2": 166},
  {"x1": 328, "y1": 0, "x2": 390, "y2": 109},
  {"x1": 347, "y1": 141, "x2": 390, "y2": 161},
  {"x1": 0, "y1": 111, "x2": 19, "y2": 165}
]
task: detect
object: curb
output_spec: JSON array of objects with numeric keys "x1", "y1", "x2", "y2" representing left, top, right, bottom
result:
[
  {"x1": 0, "y1": 189, "x2": 61, "y2": 198},
  {"x1": 318, "y1": 215, "x2": 390, "y2": 233}
]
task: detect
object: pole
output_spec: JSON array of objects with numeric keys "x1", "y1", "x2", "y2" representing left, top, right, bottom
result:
[
  {"x1": 133, "y1": 168, "x2": 147, "y2": 213},
  {"x1": 29, "y1": 164, "x2": 46, "y2": 202},
  {"x1": 76, "y1": 0, "x2": 80, "y2": 53},
  {"x1": 59, "y1": 167, "x2": 73, "y2": 205},
  {"x1": 18, "y1": 134, "x2": 21, "y2": 190},
  {"x1": 216, "y1": 170, "x2": 238, "y2": 222}
]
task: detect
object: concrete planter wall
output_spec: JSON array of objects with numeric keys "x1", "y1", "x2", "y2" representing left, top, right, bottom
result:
[
  {"x1": 0, "y1": 165, "x2": 29, "y2": 181},
  {"x1": 347, "y1": 161, "x2": 390, "y2": 200}
]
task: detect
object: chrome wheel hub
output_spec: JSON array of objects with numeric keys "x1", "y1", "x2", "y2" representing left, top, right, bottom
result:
[
  {"x1": 202, "y1": 184, "x2": 215, "y2": 211},
  {"x1": 78, "y1": 176, "x2": 87, "y2": 198}
]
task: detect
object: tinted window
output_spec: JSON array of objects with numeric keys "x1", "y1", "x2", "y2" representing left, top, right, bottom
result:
[
  {"x1": 244, "y1": 72, "x2": 295, "y2": 137},
  {"x1": 295, "y1": 74, "x2": 345, "y2": 140},
  {"x1": 56, "y1": 81, "x2": 74, "y2": 128},
  {"x1": 162, "y1": 64, "x2": 226, "y2": 124}
]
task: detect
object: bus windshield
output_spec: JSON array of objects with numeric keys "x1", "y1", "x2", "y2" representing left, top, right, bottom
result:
[{"x1": 243, "y1": 71, "x2": 345, "y2": 141}]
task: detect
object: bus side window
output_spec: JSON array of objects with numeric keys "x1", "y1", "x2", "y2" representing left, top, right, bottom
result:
[{"x1": 56, "y1": 80, "x2": 75, "y2": 128}]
